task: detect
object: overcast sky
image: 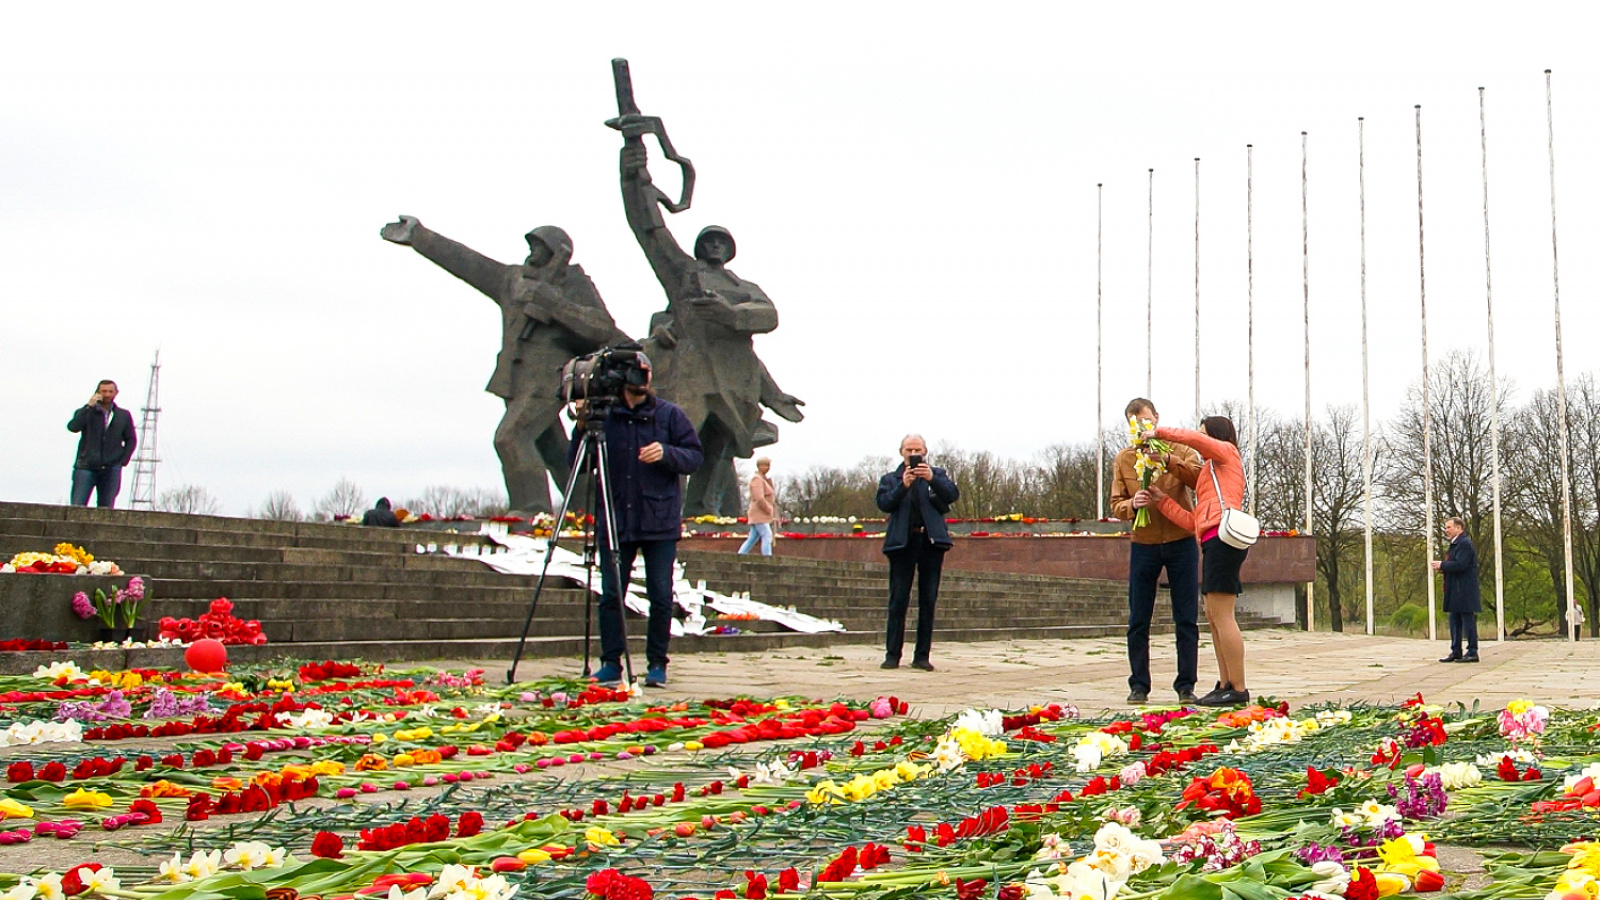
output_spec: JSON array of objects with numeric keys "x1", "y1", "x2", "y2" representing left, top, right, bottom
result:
[{"x1": 4, "y1": 3, "x2": 1597, "y2": 515}]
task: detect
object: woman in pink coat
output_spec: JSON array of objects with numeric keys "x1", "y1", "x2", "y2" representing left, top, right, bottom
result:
[
  {"x1": 1144, "y1": 416, "x2": 1250, "y2": 707},
  {"x1": 739, "y1": 457, "x2": 776, "y2": 556}
]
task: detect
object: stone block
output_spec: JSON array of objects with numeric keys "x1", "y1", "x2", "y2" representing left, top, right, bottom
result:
[{"x1": 0, "y1": 573, "x2": 148, "y2": 641}]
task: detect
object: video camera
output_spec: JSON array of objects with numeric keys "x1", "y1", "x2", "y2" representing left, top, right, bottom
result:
[{"x1": 559, "y1": 342, "x2": 652, "y2": 407}]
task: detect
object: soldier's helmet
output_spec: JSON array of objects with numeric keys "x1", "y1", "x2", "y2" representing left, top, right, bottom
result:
[
  {"x1": 693, "y1": 225, "x2": 736, "y2": 263},
  {"x1": 525, "y1": 226, "x2": 574, "y2": 266}
]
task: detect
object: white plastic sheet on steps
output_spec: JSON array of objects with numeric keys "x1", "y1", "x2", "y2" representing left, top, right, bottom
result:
[{"x1": 416, "y1": 526, "x2": 844, "y2": 637}]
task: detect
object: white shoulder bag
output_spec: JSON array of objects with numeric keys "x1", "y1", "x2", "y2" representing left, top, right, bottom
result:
[{"x1": 1208, "y1": 462, "x2": 1260, "y2": 550}]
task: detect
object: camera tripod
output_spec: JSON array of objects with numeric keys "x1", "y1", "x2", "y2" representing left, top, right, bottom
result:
[{"x1": 505, "y1": 408, "x2": 635, "y2": 686}]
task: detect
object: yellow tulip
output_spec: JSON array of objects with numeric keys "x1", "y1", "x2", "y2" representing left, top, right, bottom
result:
[
  {"x1": 585, "y1": 826, "x2": 619, "y2": 848},
  {"x1": 1373, "y1": 872, "x2": 1411, "y2": 897},
  {"x1": 517, "y1": 848, "x2": 553, "y2": 865},
  {"x1": 394, "y1": 753, "x2": 416, "y2": 767},
  {"x1": 684, "y1": 741, "x2": 703, "y2": 752},
  {"x1": 0, "y1": 799, "x2": 34, "y2": 820},
  {"x1": 63, "y1": 788, "x2": 114, "y2": 809}
]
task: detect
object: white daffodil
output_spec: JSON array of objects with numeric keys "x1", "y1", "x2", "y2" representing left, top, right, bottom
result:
[
  {"x1": 931, "y1": 735, "x2": 966, "y2": 772},
  {"x1": 279, "y1": 709, "x2": 335, "y2": 730},
  {"x1": 1330, "y1": 808, "x2": 1365, "y2": 829},
  {"x1": 223, "y1": 841, "x2": 273, "y2": 870},
  {"x1": 387, "y1": 886, "x2": 429, "y2": 900},
  {"x1": 1316, "y1": 709, "x2": 1353, "y2": 727},
  {"x1": 183, "y1": 849, "x2": 223, "y2": 880},
  {"x1": 0, "y1": 719, "x2": 84, "y2": 748},
  {"x1": 1359, "y1": 799, "x2": 1400, "y2": 827},
  {"x1": 32, "y1": 662, "x2": 85, "y2": 681},
  {"x1": 80, "y1": 869, "x2": 119, "y2": 896},
  {"x1": 1, "y1": 883, "x2": 37, "y2": 900},
  {"x1": 753, "y1": 758, "x2": 796, "y2": 785},
  {"x1": 157, "y1": 853, "x2": 191, "y2": 884},
  {"x1": 26, "y1": 875, "x2": 62, "y2": 900},
  {"x1": 1477, "y1": 748, "x2": 1539, "y2": 767}
]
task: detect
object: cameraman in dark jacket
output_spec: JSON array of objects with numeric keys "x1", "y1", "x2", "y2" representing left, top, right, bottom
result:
[
  {"x1": 67, "y1": 380, "x2": 138, "y2": 508},
  {"x1": 567, "y1": 351, "x2": 702, "y2": 688},
  {"x1": 876, "y1": 434, "x2": 959, "y2": 671}
]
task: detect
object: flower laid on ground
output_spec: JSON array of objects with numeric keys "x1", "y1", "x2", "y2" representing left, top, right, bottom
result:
[
  {"x1": 157, "y1": 597, "x2": 266, "y2": 645},
  {"x1": 1424, "y1": 761, "x2": 1482, "y2": 791},
  {"x1": 1168, "y1": 820, "x2": 1260, "y2": 872},
  {"x1": 1177, "y1": 766, "x2": 1261, "y2": 818},
  {"x1": 1500, "y1": 699, "x2": 1550, "y2": 748},
  {"x1": 1331, "y1": 799, "x2": 1401, "y2": 831},
  {"x1": 1021, "y1": 821, "x2": 1163, "y2": 898},
  {"x1": 1071, "y1": 731, "x2": 1128, "y2": 772},
  {"x1": 0, "y1": 719, "x2": 84, "y2": 748}
]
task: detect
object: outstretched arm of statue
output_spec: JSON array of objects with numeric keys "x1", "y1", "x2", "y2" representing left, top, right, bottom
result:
[
  {"x1": 758, "y1": 360, "x2": 805, "y2": 423},
  {"x1": 524, "y1": 295, "x2": 631, "y2": 349},
  {"x1": 688, "y1": 285, "x2": 779, "y2": 334},
  {"x1": 620, "y1": 141, "x2": 689, "y2": 288},
  {"x1": 382, "y1": 217, "x2": 507, "y2": 302}
]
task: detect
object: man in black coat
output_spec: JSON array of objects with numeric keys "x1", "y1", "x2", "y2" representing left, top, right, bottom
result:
[
  {"x1": 67, "y1": 380, "x2": 138, "y2": 508},
  {"x1": 362, "y1": 498, "x2": 400, "y2": 528},
  {"x1": 567, "y1": 350, "x2": 703, "y2": 689},
  {"x1": 876, "y1": 434, "x2": 960, "y2": 671},
  {"x1": 1432, "y1": 516, "x2": 1480, "y2": 663}
]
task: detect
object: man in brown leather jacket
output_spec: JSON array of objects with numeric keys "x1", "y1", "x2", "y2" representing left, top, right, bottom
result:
[{"x1": 1110, "y1": 399, "x2": 1202, "y2": 705}]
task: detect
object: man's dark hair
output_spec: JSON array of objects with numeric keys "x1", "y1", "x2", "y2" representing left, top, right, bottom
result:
[
  {"x1": 1125, "y1": 398, "x2": 1156, "y2": 419},
  {"x1": 97, "y1": 380, "x2": 116, "y2": 389},
  {"x1": 1201, "y1": 415, "x2": 1238, "y2": 446}
]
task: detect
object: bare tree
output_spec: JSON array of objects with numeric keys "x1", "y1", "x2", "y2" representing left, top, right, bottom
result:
[
  {"x1": 256, "y1": 490, "x2": 303, "y2": 521},
  {"x1": 778, "y1": 457, "x2": 891, "y2": 520},
  {"x1": 312, "y1": 478, "x2": 367, "y2": 520},
  {"x1": 156, "y1": 484, "x2": 221, "y2": 516},
  {"x1": 1029, "y1": 441, "x2": 1105, "y2": 520},
  {"x1": 1505, "y1": 382, "x2": 1595, "y2": 635},
  {"x1": 402, "y1": 486, "x2": 510, "y2": 519},
  {"x1": 1309, "y1": 405, "x2": 1373, "y2": 632}
]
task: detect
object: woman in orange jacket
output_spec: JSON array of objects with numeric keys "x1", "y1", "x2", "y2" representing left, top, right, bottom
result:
[{"x1": 1144, "y1": 416, "x2": 1251, "y2": 706}]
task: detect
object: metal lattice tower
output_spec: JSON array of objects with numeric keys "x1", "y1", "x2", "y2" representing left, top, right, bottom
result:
[{"x1": 128, "y1": 351, "x2": 162, "y2": 509}]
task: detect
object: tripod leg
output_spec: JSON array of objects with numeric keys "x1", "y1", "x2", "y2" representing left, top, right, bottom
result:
[
  {"x1": 505, "y1": 438, "x2": 592, "y2": 685},
  {"x1": 593, "y1": 439, "x2": 637, "y2": 686},
  {"x1": 581, "y1": 459, "x2": 599, "y2": 678}
]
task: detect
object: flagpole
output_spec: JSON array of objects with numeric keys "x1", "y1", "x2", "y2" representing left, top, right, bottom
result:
[
  {"x1": 1302, "y1": 131, "x2": 1314, "y2": 633},
  {"x1": 1416, "y1": 105, "x2": 1438, "y2": 643},
  {"x1": 1478, "y1": 88, "x2": 1506, "y2": 644},
  {"x1": 1247, "y1": 145, "x2": 1257, "y2": 516},
  {"x1": 1360, "y1": 117, "x2": 1374, "y2": 636},
  {"x1": 1545, "y1": 70, "x2": 1578, "y2": 643},
  {"x1": 1097, "y1": 183, "x2": 1105, "y2": 522}
]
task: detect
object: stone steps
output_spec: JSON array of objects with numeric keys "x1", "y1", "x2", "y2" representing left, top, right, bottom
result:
[{"x1": 0, "y1": 501, "x2": 1272, "y2": 664}]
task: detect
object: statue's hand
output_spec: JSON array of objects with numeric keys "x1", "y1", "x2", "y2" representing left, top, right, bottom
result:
[
  {"x1": 764, "y1": 392, "x2": 806, "y2": 423},
  {"x1": 381, "y1": 215, "x2": 420, "y2": 245},
  {"x1": 620, "y1": 144, "x2": 648, "y2": 175}
]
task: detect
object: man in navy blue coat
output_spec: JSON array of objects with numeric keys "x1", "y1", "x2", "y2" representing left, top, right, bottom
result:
[
  {"x1": 568, "y1": 353, "x2": 702, "y2": 688},
  {"x1": 1432, "y1": 516, "x2": 1480, "y2": 663},
  {"x1": 67, "y1": 380, "x2": 138, "y2": 508},
  {"x1": 876, "y1": 434, "x2": 960, "y2": 671}
]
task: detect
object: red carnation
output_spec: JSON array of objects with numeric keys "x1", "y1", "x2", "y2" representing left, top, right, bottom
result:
[{"x1": 310, "y1": 831, "x2": 344, "y2": 858}]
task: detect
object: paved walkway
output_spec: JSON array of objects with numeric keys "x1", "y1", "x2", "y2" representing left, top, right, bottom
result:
[{"x1": 461, "y1": 629, "x2": 1600, "y2": 716}]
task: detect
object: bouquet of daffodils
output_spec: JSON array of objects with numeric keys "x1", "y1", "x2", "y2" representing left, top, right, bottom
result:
[{"x1": 1127, "y1": 417, "x2": 1172, "y2": 529}]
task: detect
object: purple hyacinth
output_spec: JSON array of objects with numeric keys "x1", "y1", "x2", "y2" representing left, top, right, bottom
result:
[
  {"x1": 143, "y1": 688, "x2": 214, "y2": 720},
  {"x1": 1387, "y1": 772, "x2": 1449, "y2": 820},
  {"x1": 70, "y1": 592, "x2": 95, "y2": 620},
  {"x1": 54, "y1": 690, "x2": 134, "y2": 724}
]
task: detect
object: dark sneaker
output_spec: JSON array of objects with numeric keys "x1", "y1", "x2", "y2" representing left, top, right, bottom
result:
[
  {"x1": 1127, "y1": 689, "x2": 1149, "y2": 704},
  {"x1": 880, "y1": 659, "x2": 899, "y2": 670},
  {"x1": 1198, "y1": 684, "x2": 1248, "y2": 707},
  {"x1": 910, "y1": 659, "x2": 935, "y2": 672},
  {"x1": 1197, "y1": 681, "x2": 1226, "y2": 704},
  {"x1": 644, "y1": 665, "x2": 667, "y2": 687},
  {"x1": 594, "y1": 662, "x2": 622, "y2": 685}
]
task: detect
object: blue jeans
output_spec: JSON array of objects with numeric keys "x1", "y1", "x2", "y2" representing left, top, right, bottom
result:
[
  {"x1": 597, "y1": 540, "x2": 677, "y2": 669},
  {"x1": 1128, "y1": 538, "x2": 1200, "y2": 694},
  {"x1": 70, "y1": 467, "x2": 122, "y2": 508},
  {"x1": 738, "y1": 523, "x2": 772, "y2": 555}
]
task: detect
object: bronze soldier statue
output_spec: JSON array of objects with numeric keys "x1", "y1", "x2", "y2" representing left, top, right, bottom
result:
[
  {"x1": 608, "y1": 57, "x2": 804, "y2": 517},
  {"x1": 381, "y1": 216, "x2": 629, "y2": 514}
]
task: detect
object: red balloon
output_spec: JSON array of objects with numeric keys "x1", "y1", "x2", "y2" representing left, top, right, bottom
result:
[{"x1": 184, "y1": 638, "x2": 228, "y2": 673}]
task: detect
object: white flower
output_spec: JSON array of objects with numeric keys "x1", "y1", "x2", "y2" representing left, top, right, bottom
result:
[
  {"x1": 1, "y1": 883, "x2": 37, "y2": 900},
  {"x1": 427, "y1": 865, "x2": 518, "y2": 900},
  {"x1": 279, "y1": 709, "x2": 335, "y2": 730},
  {"x1": 1329, "y1": 808, "x2": 1364, "y2": 829},
  {"x1": 1316, "y1": 709, "x2": 1353, "y2": 727},
  {"x1": 26, "y1": 875, "x2": 62, "y2": 900},
  {"x1": 1358, "y1": 799, "x2": 1400, "y2": 828},
  {"x1": 1310, "y1": 860, "x2": 1350, "y2": 895},
  {"x1": 32, "y1": 662, "x2": 85, "y2": 682},
  {"x1": 1034, "y1": 832, "x2": 1073, "y2": 861},
  {"x1": 183, "y1": 849, "x2": 223, "y2": 880},
  {"x1": 0, "y1": 719, "x2": 84, "y2": 748},
  {"x1": 1072, "y1": 732, "x2": 1128, "y2": 772},
  {"x1": 952, "y1": 708, "x2": 1005, "y2": 736},
  {"x1": 1477, "y1": 748, "x2": 1539, "y2": 767},
  {"x1": 80, "y1": 868, "x2": 119, "y2": 896},
  {"x1": 931, "y1": 735, "x2": 966, "y2": 771},
  {"x1": 753, "y1": 758, "x2": 796, "y2": 784},
  {"x1": 1565, "y1": 763, "x2": 1600, "y2": 793},
  {"x1": 157, "y1": 853, "x2": 191, "y2": 884},
  {"x1": 224, "y1": 841, "x2": 274, "y2": 870},
  {"x1": 388, "y1": 887, "x2": 429, "y2": 900},
  {"x1": 1427, "y1": 762, "x2": 1483, "y2": 791}
]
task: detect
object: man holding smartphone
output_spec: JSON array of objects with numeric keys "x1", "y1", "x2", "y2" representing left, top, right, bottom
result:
[
  {"x1": 876, "y1": 434, "x2": 960, "y2": 670},
  {"x1": 67, "y1": 380, "x2": 138, "y2": 508}
]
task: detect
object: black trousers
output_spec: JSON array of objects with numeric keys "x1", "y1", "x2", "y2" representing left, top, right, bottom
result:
[
  {"x1": 1448, "y1": 610, "x2": 1479, "y2": 656},
  {"x1": 885, "y1": 533, "x2": 945, "y2": 662},
  {"x1": 1127, "y1": 538, "x2": 1200, "y2": 694},
  {"x1": 597, "y1": 540, "x2": 677, "y2": 669}
]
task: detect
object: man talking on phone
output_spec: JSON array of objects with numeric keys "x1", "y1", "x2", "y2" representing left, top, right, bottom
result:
[
  {"x1": 67, "y1": 380, "x2": 137, "y2": 508},
  {"x1": 876, "y1": 434, "x2": 960, "y2": 671}
]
